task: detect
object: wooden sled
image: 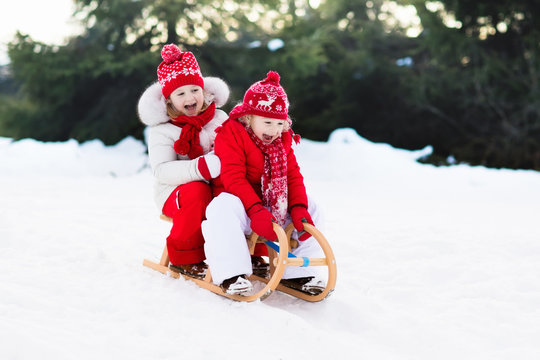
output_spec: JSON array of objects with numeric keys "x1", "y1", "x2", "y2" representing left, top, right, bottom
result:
[{"x1": 142, "y1": 215, "x2": 337, "y2": 302}]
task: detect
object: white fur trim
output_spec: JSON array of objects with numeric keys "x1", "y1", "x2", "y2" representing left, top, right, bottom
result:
[
  {"x1": 138, "y1": 77, "x2": 229, "y2": 126},
  {"x1": 203, "y1": 77, "x2": 230, "y2": 108},
  {"x1": 137, "y1": 82, "x2": 169, "y2": 126}
]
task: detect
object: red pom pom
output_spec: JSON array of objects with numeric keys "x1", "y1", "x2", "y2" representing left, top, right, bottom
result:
[
  {"x1": 265, "y1": 71, "x2": 280, "y2": 84},
  {"x1": 188, "y1": 144, "x2": 203, "y2": 159},
  {"x1": 174, "y1": 139, "x2": 190, "y2": 155},
  {"x1": 161, "y1": 44, "x2": 182, "y2": 64},
  {"x1": 289, "y1": 129, "x2": 301, "y2": 144}
]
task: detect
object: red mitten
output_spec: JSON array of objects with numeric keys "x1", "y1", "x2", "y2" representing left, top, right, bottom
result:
[
  {"x1": 197, "y1": 153, "x2": 221, "y2": 180},
  {"x1": 247, "y1": 204, "x2": 277, "y2": 241},
  {"x1": 290, "y1": 205, "x2": 314, "y2": 241}
]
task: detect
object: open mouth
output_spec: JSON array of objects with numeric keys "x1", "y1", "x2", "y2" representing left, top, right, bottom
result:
[
  {"x1": 184, "y1": 103, "x2": 198, "y2": 113},
  {"x1": 262, "y1": 134, "x2": 274, "y2": 143}
]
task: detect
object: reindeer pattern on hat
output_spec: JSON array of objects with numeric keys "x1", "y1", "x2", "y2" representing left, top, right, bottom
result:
[
  {"x1": 247, "y1": 81, "x2": 289, "y2": 116},
  {"x1": 227, "y1": 71, "x2": 291, "y2": 122},
  {"x1": 257, "y1": 95, "x2": 276, "y2": 111}
]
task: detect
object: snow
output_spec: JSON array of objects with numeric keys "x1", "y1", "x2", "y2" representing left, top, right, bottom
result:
[{"x1": 1, "y1": 129, "x2": 540, "y2": 359}]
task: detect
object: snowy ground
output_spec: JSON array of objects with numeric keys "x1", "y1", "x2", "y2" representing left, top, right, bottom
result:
[{"x1": 1, "y1": 129, "x2": 540, "y2": 360}]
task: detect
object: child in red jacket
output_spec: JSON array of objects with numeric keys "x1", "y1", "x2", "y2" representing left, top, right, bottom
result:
[{"x1": 202, "y1": 71, "x2": 325, "y2": 295}]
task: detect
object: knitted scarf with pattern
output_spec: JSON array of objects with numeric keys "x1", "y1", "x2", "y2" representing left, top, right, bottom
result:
[
  {"x1": 247, "y1": 127, "x2": 288, "y2": 226},
  {"x1": 170, "y1": 102, "x2": 216, "y2": 159}
]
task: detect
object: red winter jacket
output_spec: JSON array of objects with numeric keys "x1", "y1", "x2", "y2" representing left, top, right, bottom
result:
[{"x1": 213, "y1": 119, "x2": 308, "y2": 213}]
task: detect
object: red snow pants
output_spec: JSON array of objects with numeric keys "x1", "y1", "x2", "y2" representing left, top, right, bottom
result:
[{"x1": 162, "y1": 181, "x2": 212, "y2": 265}]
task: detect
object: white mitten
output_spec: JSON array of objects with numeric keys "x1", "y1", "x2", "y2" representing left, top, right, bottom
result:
[{"x1": 197, "y1": 153, "x2": 221, "y2": 179}]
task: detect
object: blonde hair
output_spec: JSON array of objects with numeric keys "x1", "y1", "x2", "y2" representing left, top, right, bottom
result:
[{"x1": 238, "y1": 113, "x2": 291, "y2": 132}]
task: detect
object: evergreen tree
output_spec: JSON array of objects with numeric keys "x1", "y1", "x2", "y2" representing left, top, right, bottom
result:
[
  {"x1": 403, "y1": 0, "x2": 540, "y2": 169},
  {"x1": 2, "y1": 0, "x2": 288, "y2": 144},
  {"x1": 2, "y1": 0, "x2": 539, "y2": 170}
]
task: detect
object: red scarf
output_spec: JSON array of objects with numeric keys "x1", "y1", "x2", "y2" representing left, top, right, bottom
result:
[
  {"x1": 170, "y1": 102, "x2": 216, "y2": 159},
  {"x1": 247, "y1": 128, "x2": 288, "y2": 226}
]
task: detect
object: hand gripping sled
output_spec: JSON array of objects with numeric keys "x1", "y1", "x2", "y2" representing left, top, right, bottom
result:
[{"x1": 142, "y1": 216, "x2": 337, "y2": 302}]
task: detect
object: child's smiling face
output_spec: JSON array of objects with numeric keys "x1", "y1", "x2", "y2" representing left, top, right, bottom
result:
[
  {"x1": 249, "y1": 115, "x2": 285, "y2": 144},
  {"x1": 169, "y1": 84, "x2": 204, "y2": 116}
]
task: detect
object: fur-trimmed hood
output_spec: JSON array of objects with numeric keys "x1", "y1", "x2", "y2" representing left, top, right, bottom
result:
[{"x1": 137, "y1": 77, "x2": 230, "y2": 126}]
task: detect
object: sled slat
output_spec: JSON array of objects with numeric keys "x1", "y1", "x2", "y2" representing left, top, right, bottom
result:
[
  {"x1": 247, "y1": 232, "x2": 259, "y2": 255},
  {"x1": 142, "y1": 259, "x2": 179, "y2": 278},
  {"x1": 159, "y1": 246, "x2": 170, "y2": 267},
  {"x1": 274, "y1": 257, "x2": 328, "y2": 267}
]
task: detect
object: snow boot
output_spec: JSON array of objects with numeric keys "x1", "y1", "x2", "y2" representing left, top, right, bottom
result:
[
  {"x1": 169, "y1": 262, "x2": 208, "y2": 279},
  {"x1": 220, "y1": 275, "x2": 253, "y2": 295},
  {"x1": 251, "y1": 256, "x2": 269, "y2": 278},
  {"x1": 280, "y1": 276, "x2": 325, "y2": 295}
]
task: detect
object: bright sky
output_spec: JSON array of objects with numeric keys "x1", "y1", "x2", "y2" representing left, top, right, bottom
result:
[{"x1": 0, "y1": 0, "x2": 80, "y2": 65}]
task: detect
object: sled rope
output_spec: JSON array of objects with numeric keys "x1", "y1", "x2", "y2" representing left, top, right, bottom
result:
[{"x1": 264, "y1": 240, "x2": 310, "y2": 267}]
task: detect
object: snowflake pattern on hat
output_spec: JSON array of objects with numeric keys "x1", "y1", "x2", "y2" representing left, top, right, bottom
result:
[{"x1": 157, "y1": 44, "x2": 204, "y2": 99}]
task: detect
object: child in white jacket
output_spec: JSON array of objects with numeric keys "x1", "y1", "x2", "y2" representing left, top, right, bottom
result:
[{"x1": 138, "y1": 44, "x2": 229, "y2": 279}]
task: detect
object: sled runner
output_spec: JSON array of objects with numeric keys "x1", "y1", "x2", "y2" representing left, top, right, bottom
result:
[{"x1": 142, "y1": 215, "x2": 337, "y2": 302}]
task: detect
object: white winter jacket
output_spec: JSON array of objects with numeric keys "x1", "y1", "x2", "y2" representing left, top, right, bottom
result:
[{"x1": 137, "y1": 77, "x2": 230, "y2": 210}]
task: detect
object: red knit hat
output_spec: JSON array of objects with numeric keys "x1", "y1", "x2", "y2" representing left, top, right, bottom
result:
[
  {"x1": 228, "y1": 71, "x2": 289, "y2": 121},
  {"x1": 157, "y1": 44, "x2": 204, "y2": 99}
]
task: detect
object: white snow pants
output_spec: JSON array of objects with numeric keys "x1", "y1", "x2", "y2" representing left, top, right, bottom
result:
[{"x1": 202, "y1": 192, "x2": 324, "y2": 285}]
